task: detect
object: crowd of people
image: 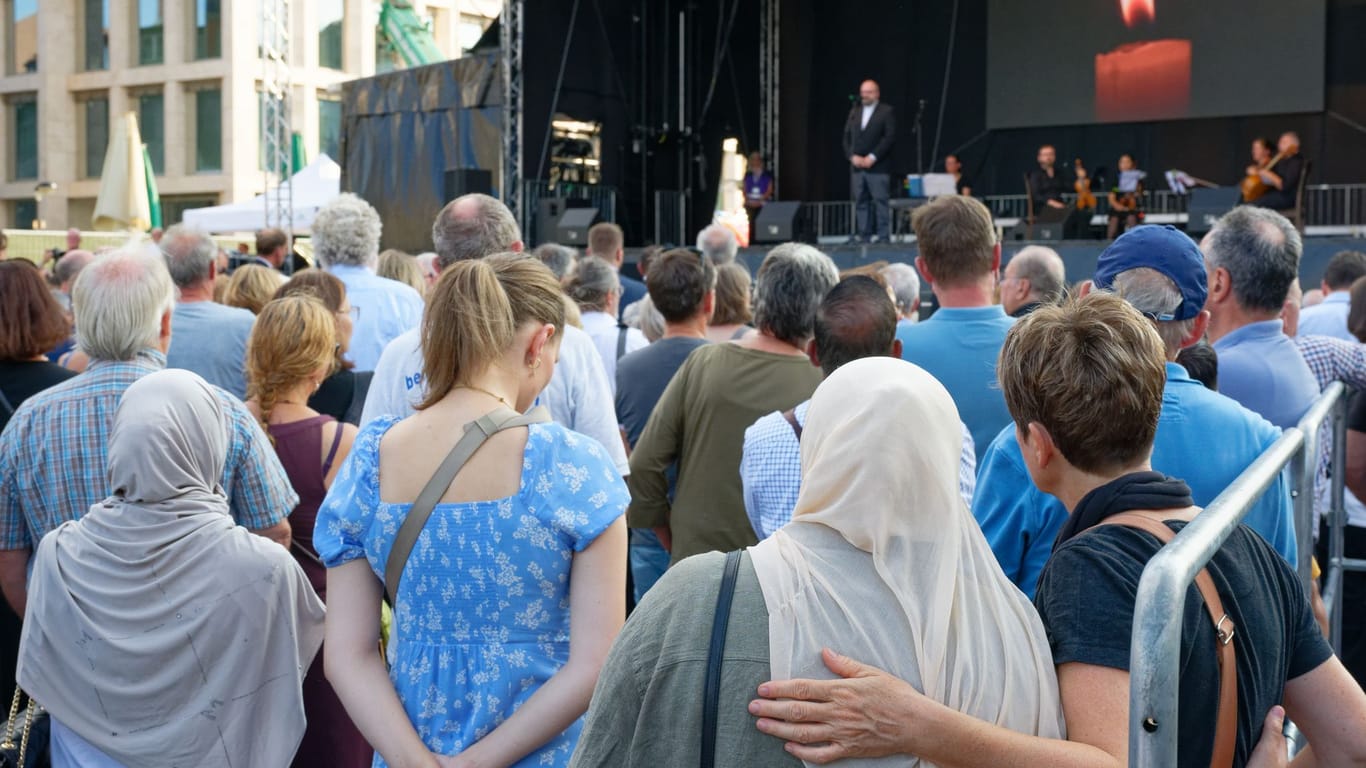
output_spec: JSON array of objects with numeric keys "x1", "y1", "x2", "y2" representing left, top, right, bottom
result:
[{"x1": 1, "y1": 187, "x2": 1365, "y2": 767}]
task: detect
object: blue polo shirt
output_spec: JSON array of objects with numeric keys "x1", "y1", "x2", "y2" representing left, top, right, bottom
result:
[
  {"x1": 972, "y1": 362, "x2": 1296, "y2": 598},
  {"x1": 1297, "y1": 291, "x2": 1353, "y2": 341},
  {"x1": 898, "y1": 305, "x2": 1015, "y2": 462},
  {"x1": 1214, "y1": 319, "x2": 1319, "y2": 430}
]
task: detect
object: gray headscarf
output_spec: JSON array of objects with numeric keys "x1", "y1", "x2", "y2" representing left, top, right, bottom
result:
[{"x1": 18, "y1": 369, "x2": 325, "y2": 767}]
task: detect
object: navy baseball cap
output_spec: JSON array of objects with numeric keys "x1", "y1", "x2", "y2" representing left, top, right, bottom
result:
[{"x1": 1092, "y1": 225, "x2": 1207, "y2": 321}]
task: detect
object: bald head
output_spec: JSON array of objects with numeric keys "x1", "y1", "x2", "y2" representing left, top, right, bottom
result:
[
  {"x1": 65, "y1": 228, "x2": 81, "y2": 250},
  {"x1": 812, "y1": 275, "x2": 898, "y2": 377},
  {"x1": 431, "y1": 193, "x2": 523, "y2": 269},
  {"x1": 1003, "y1": 246, "x2": 1066, "y2": 314},
  {"x1": 859, "y1": 80, "x2": 880, "y2": 106}
]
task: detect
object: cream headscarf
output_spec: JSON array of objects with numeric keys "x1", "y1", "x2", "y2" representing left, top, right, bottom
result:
[
  {"x1": 750, "y1": 358, "x2": 1065, "y2": 767},
  {"x1": 18, "y1": 369, "x2": 325, "y2": 768}
]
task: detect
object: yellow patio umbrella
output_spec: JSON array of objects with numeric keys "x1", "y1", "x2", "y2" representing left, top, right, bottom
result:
[{"x1": 92, "y1": 112, "x2": 153, "y2": 231}]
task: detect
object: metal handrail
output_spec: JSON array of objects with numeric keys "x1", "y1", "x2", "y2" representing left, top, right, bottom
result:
[{"x1": 1127, "y1": 382, "x2": 1348, "y2": 766}]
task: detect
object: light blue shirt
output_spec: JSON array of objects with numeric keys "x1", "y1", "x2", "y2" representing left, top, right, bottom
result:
[
  {"x1": 972, "y1": 361, "x2": 1296, "y2": 598},
  {"x1": 328, "y1": 263, "x2": 424, "y2": 371},
  {"x1": 897, "y1": 305, "x2": 1015, "y2": 462},
  {"x1": 1297, "y1": 291, "x2": 1353, "y2": 341},
  {"x1": 741, "y1": 402, "x2": 976, "y2": 539},
  {"x1": 166, "y1": 301, "x2": 255, "y2": 399},
  {"x1": 1214, "y1": 319, "x2": 1319, "y2": 430}
]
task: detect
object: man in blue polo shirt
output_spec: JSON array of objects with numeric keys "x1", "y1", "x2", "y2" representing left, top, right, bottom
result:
[
  {"x1": 973, "y1": 225, "x2": 1296, "y2": 597},
  {"x1": 1297, "y1": 250, "x2": 1366, "y2": 341},
  {"x1": 898, "y1": 195, "x2": 1014, "y2": 461},
  {"x1": 1202, "y1": 207, "x2": 1319, "y2": 430}
]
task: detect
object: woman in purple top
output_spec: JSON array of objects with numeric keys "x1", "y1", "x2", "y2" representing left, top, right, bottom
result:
[{"x1": 246, "y1": 295, "x2": 369, "y2": 768}]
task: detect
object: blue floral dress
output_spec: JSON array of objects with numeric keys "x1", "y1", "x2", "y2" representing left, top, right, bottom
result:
[{"x1": 314, "y1": 417, "x2": 628, "y2": 768}]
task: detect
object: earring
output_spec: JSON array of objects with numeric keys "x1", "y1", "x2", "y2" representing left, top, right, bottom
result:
[{"x1": 530, "y1": 357, "x2": 542, "y2": 371}]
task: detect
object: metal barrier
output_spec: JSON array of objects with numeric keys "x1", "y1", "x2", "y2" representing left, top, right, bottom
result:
[{"x1": 1127, "y1": 382, "x2": 1349, "y2": 765}]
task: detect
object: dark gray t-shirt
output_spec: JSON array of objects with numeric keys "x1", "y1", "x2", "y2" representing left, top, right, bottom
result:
[
  {"x1": 571, "y1": 551, "x2": 799, "y2": 768},
  {"x1": 1035, "y1": 521, "x2": 1332, "y2": 767},
  {"x1": 615, "y1": 337, "x2": 709, "y2": 448}
]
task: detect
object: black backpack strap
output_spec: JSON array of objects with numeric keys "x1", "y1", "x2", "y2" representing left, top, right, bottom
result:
[
  {"x1": 616, "y1": 325, "x2": 630, "y2": 361},
  {"x1": 702, "y1": 550, "x2": 743, "y2": 768},
  {"x1": 781, "y1": 408, "x2": 802, "y2": 441}
]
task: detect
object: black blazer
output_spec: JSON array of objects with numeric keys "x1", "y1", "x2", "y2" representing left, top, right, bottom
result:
[{"x1": 843, "y1": 102, "x2": 896, "y2": 174}]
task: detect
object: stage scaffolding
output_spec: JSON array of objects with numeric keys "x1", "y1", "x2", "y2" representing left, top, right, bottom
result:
[
  {"x1": 260, "y1": 0, "x2": 293, "y2": 251},
  {"x1": 759, "y1": 0, "x2": 780, "y2": 192},
  {"x1": 501, "y1": 0, "x2": 526, "y2": 235}
]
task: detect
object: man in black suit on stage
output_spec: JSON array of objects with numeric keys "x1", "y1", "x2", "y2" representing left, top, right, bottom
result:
[{"x1": 843, "y1": 80, "x2": 896, "y2": 242}]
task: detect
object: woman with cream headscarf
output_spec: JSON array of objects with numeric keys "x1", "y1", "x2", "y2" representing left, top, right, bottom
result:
[
  {"x1": 18, "y1": 369, "x2": 325, "y2": 768},
  {"x1": 570, "y1": 357, "x2": 1062, "y2": 767}
]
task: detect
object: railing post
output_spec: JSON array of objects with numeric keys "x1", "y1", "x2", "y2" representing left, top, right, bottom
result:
[{"x1": 1328, "y1": 398, "x2": 1349, "y2": 652}]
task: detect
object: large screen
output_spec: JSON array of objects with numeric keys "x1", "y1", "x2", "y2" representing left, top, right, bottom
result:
[{"x1": 986, "y1": 0, "x2": 1325, "y2": 129}]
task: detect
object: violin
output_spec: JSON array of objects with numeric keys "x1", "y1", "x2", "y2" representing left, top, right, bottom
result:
[
  {"x1": 1074, "y1": 159, "x2": 1097, "y2": 210},
  {"x1": 1242, "y1": 150, "x2": 1286, "y2": 201}
]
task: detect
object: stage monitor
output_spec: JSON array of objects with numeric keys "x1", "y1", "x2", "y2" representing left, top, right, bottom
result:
[
  {"x1": 754, "y1": 201, "x2": 804, "y2": 244},
  {"x1": 556, "y1": 208, "x2": 601, "y2": 246},
  {"x1": 986, "y1": 0, "x2": 1325, "y2": 129},
  {"x1": 1186, "y1": 187, "x2": 1243, "y2": 236}
]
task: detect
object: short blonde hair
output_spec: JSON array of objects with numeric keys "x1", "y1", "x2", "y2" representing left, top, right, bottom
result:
[
  {"x1": 246, "y1": 296, "x2": 338, "y2": 435},
  {"x1": 420, "y1": 254, "x2": 566, "y2": 409},
  {"x1": 224, "y1": 264, "x2": 286, "y2": 315},
  {"x1": 378, "y1": 249, "x2": 426, "y2": 296},
  {"x1": 999, "y1": 292, "x2": 1166, "y2": 473}
]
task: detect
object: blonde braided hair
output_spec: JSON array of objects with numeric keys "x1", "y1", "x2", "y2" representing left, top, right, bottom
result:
[{"x1": 245, "y1": 295, "x2": 339, "y2": 441}]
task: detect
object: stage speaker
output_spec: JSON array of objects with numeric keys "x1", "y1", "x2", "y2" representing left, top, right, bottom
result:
[
  {"x1": 556, "y1": 207, "x2": 601, "y2": 246},
  {"x1": 443, "y1": 168, "x2": 493, "y2": 202},
  {"x1": 754, "y1": 201, "x2": 803, "y2": 244},
  {"x1": 1186, "y1": 188, "x2": 1242, "y2": 236}
]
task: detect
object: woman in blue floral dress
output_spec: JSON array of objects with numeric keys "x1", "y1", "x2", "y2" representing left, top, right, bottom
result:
[{"x1": 316, "y1": 255, "x2": 629, "y2": 768}]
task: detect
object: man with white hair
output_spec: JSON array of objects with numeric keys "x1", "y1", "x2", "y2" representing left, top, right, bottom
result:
[
  {"x1": 362, "y1": 193, "x2": 630, "y2": 475},
  {"x1": 0, "y1": 245, "x2": 296, "y2": 616},
  {"x1": 313, "y1": 193, "x2": 424, "y2": 370},
  {"x1": 999, "y1": 245, "x2": 1066, "y2": 318},
  {"x1": 161, "y1": 225, "x2": 257, "y2": 399},
  {"x1": 696, "y1": 224, "x2": 738, "y2": 265},
  {"x1": 880, "y1": 262, "x2": 920, "y2": 330}
]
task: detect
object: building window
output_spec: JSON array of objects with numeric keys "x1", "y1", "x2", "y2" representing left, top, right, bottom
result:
[
  {"x1": 318, "y1": 0, "x2": 344, "y2": 70},
  {"x1": 138, "y1": 90, "x2": 164, "y2": 174},
  {"x1": 161, "y1": 196, "x2": 217, "y2": 227},
  {"x1": 192, "y1": 87, "x2": 222, "y2": 172},
  {"x1": 81, "y1": 95, "x2": 109, "y2": 179},
  {"x1": 319, "y1": 98, "x2": 342, "y2": 160},
  {"x1": 82, "y1": 0, "x2": 109, "y2": 71},
  {"x1": 10, "y1": 0, "x2": 37, "y2": 73},
  {"x1": 10, "y1": 95, "x2": 37, "y2": 180},
  {"x1": 192, "y1": 0, "x2": 221, "y2": 60},
  {"x1": 13, "y1": 199, "x2": 36, "y2": 229},
  {"x1": 136, "y1": 0, "x2": 163, "y2": 66}
]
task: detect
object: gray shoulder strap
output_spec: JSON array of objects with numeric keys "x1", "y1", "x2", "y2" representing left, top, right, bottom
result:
[{"x1": 383, "y1": 405, "x2": 551, "y2": 605}]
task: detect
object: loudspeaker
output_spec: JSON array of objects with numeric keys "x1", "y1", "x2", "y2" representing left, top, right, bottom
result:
[
  {"x1": 556, "y1": 207, "x2": 601, "y2": 246},
  {"x1": 754, "y1": 201, "x2": 803, "y2": 244},
  {"x1": 1186, "y1": 188, "x2": 1242, "y2": 236},
  {"x1": 443, "y1": 168, "x2": 493, "y2": 202}
]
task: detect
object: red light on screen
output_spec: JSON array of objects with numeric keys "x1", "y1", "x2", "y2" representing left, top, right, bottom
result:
[{"x1": 1121, "y1": 0, "x2": 1157, "y2": 27}]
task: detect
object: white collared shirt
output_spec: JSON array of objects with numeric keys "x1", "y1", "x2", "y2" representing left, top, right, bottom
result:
[{"x1": 861, "y1": 102, "x2": 877, "y2": 129}]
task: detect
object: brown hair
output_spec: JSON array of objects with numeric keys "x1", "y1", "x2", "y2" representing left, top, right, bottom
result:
[
  {"x1": 648, "y1": 248, "x2": 715, "y2": 323},
  {"x1": 840, "y1": 260, "x2": 891, "y2": 292},
  {"x1": 256, "y1": 227, "x2": 288, "y2": 256},
  {"x1": 711, "y1": 261, "x2": 753, "y2": 326},
  {"x1": 911, "y1": 195, "x2": 997, "y2": 287},
  {"x1": 587, "y1": 222, "x2": 624, "y2": 258},
  {"x1": 224, "y1": 264, "x2": 284, "y2": 315},
  {"x1": 0, "y1": 261, "x2": 70, "y2": 360},
  {"x1": 999, "y1": 292, "x2": 1166, "y2": 473},
  {"x1": 274, "y1": 269, "x2": 353, "y2": 371},
  {"x1": 245, "y1": 295, "x2": 339, "y2": 438},
  {"x1": 420, "y1": 254, "x2": 565, "y2": 409}
]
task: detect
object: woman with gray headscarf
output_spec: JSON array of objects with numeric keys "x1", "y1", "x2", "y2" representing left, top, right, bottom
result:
[{"x1": 18, "y1": 369, "x2": 325, "y2": 767}]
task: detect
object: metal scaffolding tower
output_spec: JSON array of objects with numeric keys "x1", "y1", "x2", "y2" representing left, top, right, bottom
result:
[
  {"x1": 501, "y1": 0, "x2": 525, "y2": 234},
  {"x1": 261, "y1": 0, "x2": 294, "y2": 244},
  {"x1": 759, "y1": 0, "x2": 780, "y2": 191}
]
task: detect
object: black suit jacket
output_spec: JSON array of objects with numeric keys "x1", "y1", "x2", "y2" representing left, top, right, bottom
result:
[{"x1": 843, "y1": 102, "x2": 896, "y2": 174}]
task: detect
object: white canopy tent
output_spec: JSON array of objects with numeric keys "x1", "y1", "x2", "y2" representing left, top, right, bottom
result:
[{"x1": 182, "y1": 154, "x2": 341, "y2": 233}]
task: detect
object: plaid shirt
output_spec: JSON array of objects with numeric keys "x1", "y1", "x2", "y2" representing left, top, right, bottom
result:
[
  {"x1": 1294, "y1": 334, "x2": 1366, "y2": 524},
  {"x1": 0, "y1": 349, "x2": 296, "y2": 550}
]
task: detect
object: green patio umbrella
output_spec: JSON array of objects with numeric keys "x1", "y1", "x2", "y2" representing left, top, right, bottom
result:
[
  {"x1": 291, "y1": 131, "x2": 307, "y2": 175},
  {"x1": 143, "y1": 143, "x2": 162, "y2": 229}
]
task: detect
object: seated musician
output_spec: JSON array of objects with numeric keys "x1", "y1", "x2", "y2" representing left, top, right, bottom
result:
[
  {"x1": 1246, "y1": 132, "x2": 1305, "y2": 210},
  {"x1": 1027, "y1": 145, "x2": 1068, "y2": 212},
  {"x1": 1107, "y1": 153, "x2": 1146, "y2": 239},
  {"x1": 945, "y1": 154, "x2": 972, "y2": 196}
]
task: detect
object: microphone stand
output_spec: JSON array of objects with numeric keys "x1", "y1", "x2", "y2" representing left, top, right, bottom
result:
[{"x1": 914, "y1": 99, "x2": 927, "y2": 175}]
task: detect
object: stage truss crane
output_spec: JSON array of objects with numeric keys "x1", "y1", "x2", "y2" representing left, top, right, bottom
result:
[
  {"x1": 501, "y1": 0, "x2": 525, "y2": 234},
  {"x1": 260, "y1": 0, "x2": 294, "y2": 251},
  {"x1": 759, "y1": 0, "x2": 780, "y2": 191}
]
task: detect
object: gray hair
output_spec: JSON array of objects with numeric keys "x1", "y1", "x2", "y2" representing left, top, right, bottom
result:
[
  {"x1": 696, "y1": 224, "x2": 738, "y2": 265},
  {"x1": 880, "y1": 262, "x2": 920, "y2": 316},
  {"x1": 630, "y1": 294, "x2": 667, "y2": 342},
  {"x1": 72, "y1": 243, "x2": 175, "y2": 361},
  {"x1": 1109, "y1": 267, "x2": 1197, "y2": 357},
  {"x1": 1011, "y1": 246, "x2": 1067, "y2": 305},
  {"x1": 54, "y1": 249, "x2": 95, "y2": 287},
  {"x1": 159, "y1": 224, "x2": 219, "y2": 289},
  {"x1": 312, "y1": 193, "x2": 383, "y2": 269},
  {"x1": 564, "y1": 256, "x2": 620, "y2": 313},
  {"x1": 753, "y1": 243, "x2": 839, "y2": 345},
  {"x1": 432, "y1": 193, "x2": 521, "y2": 268},
  {"x1": 1203, "y1": 207, "x2": 1301, "y2": 313},
  {"x1": 533, "y1": 243, "x2": 577, "y2": 280}
]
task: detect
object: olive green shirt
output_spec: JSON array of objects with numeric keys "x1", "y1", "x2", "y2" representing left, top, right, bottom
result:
[
  {"x1": 626, "y1": 344, "x2": 822, "y2": 564},
  {"x1": 570, "y1": 552, "x2": 799, "y2": 768}
]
